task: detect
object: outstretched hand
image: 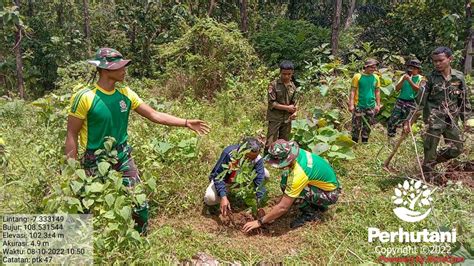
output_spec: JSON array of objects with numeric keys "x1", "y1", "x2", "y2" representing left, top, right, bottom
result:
[{"x1": 186, "y1": 119, "x2": 211, "y2": 135}]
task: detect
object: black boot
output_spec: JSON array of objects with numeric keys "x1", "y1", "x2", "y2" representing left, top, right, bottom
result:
[
  {"x1": 314, "y1": 205, "x2": 328, "y2": 213},
  {"x1": 290, "y1": 205, "x2": 321, "y2": 229}
]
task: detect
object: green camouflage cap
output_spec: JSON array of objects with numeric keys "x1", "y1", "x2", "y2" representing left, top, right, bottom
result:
[
  {"x1": 87, "y1": 47, "x2": 131, "y2": 70},
  {"x1": 406, "y1": 59, "x2": 421, "y2": 69},
  {"x1": 364, "y1": 58, "x2": 379, "y2": 68},
  {"x1": 264, "y1": 139, "x2": 300, "y2": 168}
]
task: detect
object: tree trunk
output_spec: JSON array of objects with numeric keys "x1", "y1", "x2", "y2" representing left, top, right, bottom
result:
[
  {"x1": 288, "y1": 0, "x2": 298, "y2": 20},
  {"x1": 56, "y1": 3, "x2": 64, "y2": 28},
  {"x1": 464, "y1": 36, "x2": 473, "y2": 75},
  {"x1": 82, "y1": 0, "x2": 92, "y2": 56},
  {"x1": 239, "y1": 0, "x2": 248, "y2": 35},
  {"x1": 344, "y1": 0, "x2": 356, "y2": 30},
  {"x1": 464, "y1": 0, "x2": 472, "y2": 74},
  {"x1": 0, "y1": 53, "x2": 5, "y2": 94},
  {"x1": 27, "y1": 0, "x2": 34, "y2": 16},
  {"x1": 208, "y1": 0, "x2": 216, "y2": 17},
  {"x1": 13, "y1": 0, "x2": 25, "y2": 99},
  {"x1": 331, "y1": 0, "x2": 342, "y2": 55}
]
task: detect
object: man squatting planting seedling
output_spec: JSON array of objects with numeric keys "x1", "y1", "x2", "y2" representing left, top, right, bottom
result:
[
  {"x1": 243, "y1": 139, "x2": 341, "y2": 232},
  {"x1": 204, "y1": 137, "x2": 269, "y2": 217},
  {"x1": 65, "y1": 48, "x2": 210, "y2": 234}
]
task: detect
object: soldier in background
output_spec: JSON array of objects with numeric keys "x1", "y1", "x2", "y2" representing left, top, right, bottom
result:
[
  {"x1": 421, "y1": 46, "x2": 473, "y2": 182},
  {"x1": 265, "y1": 60, "x2": 298, "y2": 152}
]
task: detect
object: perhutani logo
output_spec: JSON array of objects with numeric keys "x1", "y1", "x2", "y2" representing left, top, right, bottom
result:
[
  {"x1": 392, "y1": 179, "x2": 434, "y2": 223},
  {"x1": 367, "y1": 179, "x2": 456, "y2": 244}
]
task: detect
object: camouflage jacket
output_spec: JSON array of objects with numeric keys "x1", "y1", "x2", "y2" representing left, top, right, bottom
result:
[
  {"x1": 266, "y1": 78, "x2": 297, "y2": 121},
  {"x1": 422, "y1": 69, "x2": 472, "y2": 126}
]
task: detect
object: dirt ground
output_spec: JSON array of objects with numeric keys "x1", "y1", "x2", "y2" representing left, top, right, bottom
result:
[{"x1": 148, "y1": 193, "x2": 342, "y2": 265}]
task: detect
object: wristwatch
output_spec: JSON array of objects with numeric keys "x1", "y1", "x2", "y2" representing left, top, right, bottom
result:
[{"x1": 257, "y1": 217, "x2": 265, "y2": 227}]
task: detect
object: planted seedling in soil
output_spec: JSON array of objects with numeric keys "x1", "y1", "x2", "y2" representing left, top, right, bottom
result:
[{"x1": 215, "y1": 143, "x2": 267, "y2": 225}]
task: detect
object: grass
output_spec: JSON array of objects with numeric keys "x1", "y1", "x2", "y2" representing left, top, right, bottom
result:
[{"x1": 1, "y1": 79, "x2": 473, "y2": 264}]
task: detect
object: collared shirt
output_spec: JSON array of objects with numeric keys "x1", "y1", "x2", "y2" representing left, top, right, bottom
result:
[
  {"x1": 68, "y1": 83, "x2": 143, "y2": 149},
  {"x1": 398, "y1": 74, "x2": 424, "y2": 101},
  {"x1": 351, "y1": 73, "x2": 381, "y2": 109},
  {"x1": 282, "y1": 149, "x2": 339, "y2": 198},
  {"x1": 209, "y1": 144, "x2": 266, "y2": 200},
  {"x1": 266, "y1": 78, "x2": 297, "y2": 121},
  {"x1": 422, "y1": 69, "x2": 472, "y2": 123}
]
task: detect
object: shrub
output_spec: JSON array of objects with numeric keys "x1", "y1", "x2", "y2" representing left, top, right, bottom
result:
[
  {"x1": 157, "y1": 18, "x2": 260, "y2": 99},
  {"x1": 251, "y1": 18, "x2": 330, "y2": 69}
]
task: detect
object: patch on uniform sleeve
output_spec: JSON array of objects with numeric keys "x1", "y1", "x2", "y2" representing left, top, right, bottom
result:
[{"x1": 268, "y1": 83, "x2": 277, "y2": 101}]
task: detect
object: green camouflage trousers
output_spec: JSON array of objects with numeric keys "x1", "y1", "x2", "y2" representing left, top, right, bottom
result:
[
  {"x1": 280, "y1": 173, "x2": 340, "y2": 210},
  {"x1": 83, "y1": 144, "x2": 149, "y2": 234},
  {"x1": 351, "y1": 107, "x2": 376, "y2": 142},
  {"x1": 387, "y1": 99, "x2": 417, "y2": 137},
  {"x1": 422, "y1": 115, "x2": 463, "y2": 173}
]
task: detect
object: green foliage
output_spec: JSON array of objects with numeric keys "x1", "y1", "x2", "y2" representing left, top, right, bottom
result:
[
  {"x1": 357, "y1": 1, "x2": 468, "y2": 68},
  {"x1": 0, "y1": 136, "x2": 8, "y2": 169},
  {"x1": 291, "y1": 108, "x2": 355, "y2": 168},
  {"x1": 0, "y1": 99, "x2": 25, "y2": 125},
  {"x1": 158, "y1": 18, "x2": 260, "y2": 99},
  {"x1": 252, "y1": 18, "x2": 330, "y2": 69},
  {"x1": 55, "y1": 61, "x2": 96, "y2": 92},
  {"x1": 375, "y1": 68, "x2": 400, "y2": 122},
  {"x1": 215, "y1": 144, "x2": 265, "y2": 216},
  {"x1": 44, "y1": 137, "x2": 157, "y2": 253},
  {"x1": 0, "y1": 4, "x2": 23, "y2": 29},
  {"x1": 148, "y1": 136, "x2": 199, "y2": 164},
  {"x1": 1, "y1": 1, "x2": 473, "y2": 264}
]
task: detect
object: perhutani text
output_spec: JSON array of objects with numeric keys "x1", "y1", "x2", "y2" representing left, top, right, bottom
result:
[{"x1": 368, "y1": 228, "x2": 456, "y2": 243}]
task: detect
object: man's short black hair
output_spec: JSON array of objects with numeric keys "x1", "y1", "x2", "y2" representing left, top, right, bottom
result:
[
  {"x1": 432, "y1": 46, "x2": 453, "y2": 57},
  {"x1": 240, "y1": 137, "x2": 262, "y2": 153},
  {"x1": 279, "y1": 60, "x2": 294, "y2": 70}
]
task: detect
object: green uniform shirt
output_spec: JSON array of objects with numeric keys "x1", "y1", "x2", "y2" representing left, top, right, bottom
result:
[
  {"x1": 422, "y1": 69, "x2": 472, "y2": 124},
  {"x1": 398, "y1": 75, "x2": 423, "y2": 101},
  {"x1": 68, "y1": 84, "x2": 143, "y2": 150},
  {"x1": 351, "y1": 73, "x2": 381, "y2": 109},
  {"x1": 266, "y1": 78, "x2": 296, "y2": 121},
  {"x1": 282, "y1": 150, "x2": 339, "y2": 198}
]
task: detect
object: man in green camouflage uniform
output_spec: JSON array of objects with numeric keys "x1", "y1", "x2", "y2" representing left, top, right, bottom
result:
[
  {"x1": 387, "y1": 59, "x2": 424, "y2": 138},
  {"x1": 422, "y1": 47, "x2": 473, "y2": 181},
  {"x1": 66, "y1": 48, "x2": 210, "y2": 233},
  {"x1": 266, "y1": 60, "x2": 297, "y2": 151},
  {"x1": 349, "y1": 58, "x2": 381, "y2": 143}
]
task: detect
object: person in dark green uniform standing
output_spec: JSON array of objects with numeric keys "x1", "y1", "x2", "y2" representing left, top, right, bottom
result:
[
  {"x1": 65, "y1": 48, "x2": 210, "y2": 233},
  {"x1": 422, "y1": 47, "x2": 473, "y2": 182},
  {"x1": 387, "y1": 59, "x2": 425, "y2": 139},
  {"x1": 265, "y1": 60, "x2": 297, "y2": 151}
]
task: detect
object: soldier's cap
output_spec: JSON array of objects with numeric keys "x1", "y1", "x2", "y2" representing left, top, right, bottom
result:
[
  {"x1": 87, "y1": 48, "x2": 131, "y2": 70},
  {"x1": 364, "y1": 58, "x2": 379, "y2": 68},
  {"x1": 264, "y1": 139, "x2": 300, "y2": 168},
  {"x1": 406, "y1": 59, "x2": 421, "y2": 69}
]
